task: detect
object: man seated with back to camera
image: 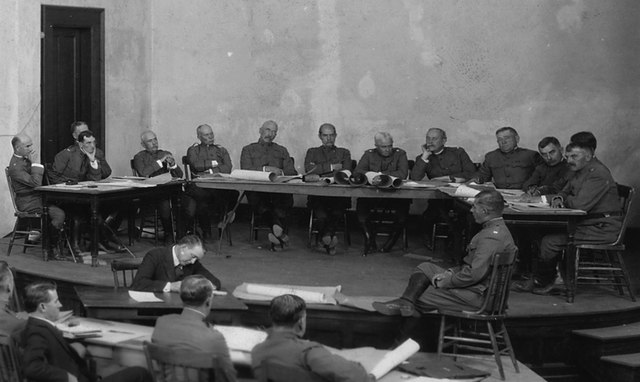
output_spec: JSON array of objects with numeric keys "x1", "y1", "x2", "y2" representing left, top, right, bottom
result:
[
  {"x1": 410, "y1": 127, "x2": 476, "y2": 262},
  {"x1": 252, "y1": 294, "x2": 375, "y2": 382},
  {"x1": 304, "y1": 123, "x2": 353, "y2": 255},
  {"x1": 21, "y1": 281, "x2": 151, "y2": 382},
  {"x1": 152, "y1": 274, "x2": 236, "y2": 382},
  {"x1": 131, "y1": 234, "x2": 222, "y2": 293}
]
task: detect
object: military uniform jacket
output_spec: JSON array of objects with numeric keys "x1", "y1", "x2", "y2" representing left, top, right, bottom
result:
[
  {"x1": 522, "y1": 159, "x2": 571, "y2": 194},
  {"x1": 558, "y1": 158, "x2": 622, "y2": 228},
  {"x1": 186, "y1": 143, "x2": 233, "y2": 176},
  {"x1": 410, "y1": 146, "x2": 476, "y2": 181},
  {"x1": 8, "y1": 155, "x2": 44, "y2": 213},
  {"x1": 355, "y1": 148, "x2": 408, "y2": 178},
  {"x1": 152, "y1": 309, "x2": 237, "y2": 382},
  {"x1": 240, "y1": 140, "x2": 297, "y2": 175},
  {"x1": 439, "y1": 218, "x2": 517, "y2": 295},
  {"x1": 476, "y1": 147, "x2": 541, "y2": 189},
  {"x1": 133, "y1": 149, "x2": 184, "y2": 178},
  {"x1": 304, "y1": 145, "x2": 352, "y2": 175},
  {"x1": 251, "y1": 330, "x2": 374, "y2": 382},
  {"x1": 50, "y1": 144, "x2": 111, "y2": 184}
]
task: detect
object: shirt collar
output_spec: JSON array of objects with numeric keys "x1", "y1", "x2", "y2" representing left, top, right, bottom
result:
[
  {"x1": 433, "y1": 147, "x2": 445, "y2": 155},
  {"x1": 31, "y1": 314, "x2": 57, "y2": 327},
  {"x1": 482, "y1": 217, "x2": 504, "y2": 228},
  {"x1": 183, "y1": 307, "x2": 207, "y2": 319},
  {"x1": 172, "y1": 246, "x2": 180, "y2": 267}
]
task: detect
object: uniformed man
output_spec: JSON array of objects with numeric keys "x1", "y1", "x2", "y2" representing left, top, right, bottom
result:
[
  {"x1": 410, "y1": 128, "x2": 476, "y2": 259},
  {"x1": 303, "y1": 123, "x2": 352, "y2": 255},
  {"x1": 240, "y1": 120, "x2": 297, "y2": 250},
  {"x1": 474, "y1": 126, "x2": 542, "y2": 189},
  {"x1": 373, "y1": 190, "x2": 517, "y2": 316},
  {"x1": 8, "y1": 134, "x2": 65, "y2": 258},
  {"x1": 522, "y1": 136, "x2": 571, "y2": 195},
  {"x1": 355, "y1": 132, "x2": 409, "y2": 255},
  {"x1": 50, "y1": 129, "x2": 114, "y2": 253},
  {"x1": 184, "y1": 124, "x2": 238, "y2": 239},
  {"x1": 514, "y1": 139, "x2": 622, "y2": 295},
  {"x1": 133, "y1": 130, "x2": 184, "y2": 243}
]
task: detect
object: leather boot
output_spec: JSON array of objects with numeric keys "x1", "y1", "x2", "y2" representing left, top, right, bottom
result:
[
  {"x1": 380, "y1": 226, "x2": 403, "y2": 253},
  {"x1": 360, "y1": 223, "x2": 377, "y2": 256},
  {"x1": 372, "y1": 273, "x2": 430, "y2": 316}
]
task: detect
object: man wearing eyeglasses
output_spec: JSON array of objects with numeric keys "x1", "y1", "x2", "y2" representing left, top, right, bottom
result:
[
  {"x1": 355, "y1": 132, "x2": 409, "y2": 255},
  {"x1": 304, "y1": 123, "x2": 353, "y2": 255},
  {"x1": 131, "y1": 235, "x2": 221, "y2": 292}
]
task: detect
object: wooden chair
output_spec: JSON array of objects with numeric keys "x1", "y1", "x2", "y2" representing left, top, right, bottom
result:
[
  {"x1": 573, "y1": 184, "x2": 635, "y2": 301},
  {"x1": 111, "y1": 258, "x2": 143, "y2": 290},
  {"x1": 437, "y1": 251, "x2": 519, "y2": 380},
  {"x1": 308, "y1": 210, "x2": 351, "y2": 247},
  {"x1": 143, "y1": 341, "x2": 221, "y2": 382},
  {"x1": 0, "y1": 332, "x2": 23, "y2": 382},
  {"x1": 5, "y1": 167, "x2": 42, "y2": 257},
  {"x1": 257, "y1": 359, "x2": 323, "y2": 382}
]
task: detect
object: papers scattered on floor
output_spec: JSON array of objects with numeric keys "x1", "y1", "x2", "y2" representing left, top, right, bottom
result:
[
  {"x1": 128, "y1": 290, "x2": 164, "y2": 302},
  {"x1": 233, "y1": 283, "x2": 340, "y2": 304},
  {"x1": 369, "y1": 338, "x2": 420, "y2": 379},
  {"x1": 214, "y1": 325, "x2": 267, "y2": 352}
]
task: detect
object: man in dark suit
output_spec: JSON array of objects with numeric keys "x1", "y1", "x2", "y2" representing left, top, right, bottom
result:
[
  {"x1": 152, "y1": 275, "x2": 236, "y2": 382},
  {"x1": 0, "y1": 261, "x2": 25, "y2": 336},
  {"x1": 131, "y1": 235, "x2": 221, "y2": 292},
  {"x1": 21, "y1": 281, "x2": 151, "y2": 382}
]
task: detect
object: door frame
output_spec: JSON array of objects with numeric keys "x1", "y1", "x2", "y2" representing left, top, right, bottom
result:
[{"x1": 41, "y1": 5, "x2": 105, "y2": 161}]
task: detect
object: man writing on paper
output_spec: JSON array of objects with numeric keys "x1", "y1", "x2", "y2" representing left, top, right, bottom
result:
[
  {"x1": 521, "y1": 136, "x2": 571, "y2": 196},
  {"x1": 355, "y1": 132, "x2": 409, "y2": 254},
  {"x1": 21, "y1": 281, "x2": 151, "y2": 382},
  {"x1": 240, "y1": 120, "x2": 297, "y2": 250},
  {"x1": 131, "y1": 234, "x2": 221, "y2": 292},
  {"x1": 133, "y1": 130, "x2": 185, "y2": 243},
  {"x1": 9, "y1": 134, "x2": 66, "y2": 258},
  {"x1": 373, "y1": 190, "x2": 517, "y2": 316},
  {"x1": 410, "y1": 128, "x2": 476, "y2": 260},
  {"x1": 304, "y1": 123, "x2": 353, "y2": 255},
  {"x1": 514, "y1": 139, "x2": 622, "y2": 295},
  {"x1": 252, "y1": 294, "x2": 375, "y2": 382},
  {"x1": 152, "y1": 275, "x2": 236, "y2": 382}
]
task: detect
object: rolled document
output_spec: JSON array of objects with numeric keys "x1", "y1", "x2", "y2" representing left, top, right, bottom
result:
[
  {"x1": 389, "y1": 175, "x2": 402, "y2": 188},
  {"x1": 349, "y1": 172, "x2": 367, "y2": 186},
  {"x1": 368, "y1": 338, "x2": 420, "y2": 379},
  {"x1": 454, "y1": 184, "x2": 481, "y2": 197},
  {"x1": 365, "y1": 172, "x2": 388, "y2": 187},
  {"x1": 335, "y1": 170, "x2": 352, "y2": 185},
  {"x1": 230, "y1": 169, "x2": 277, "y2": 182},
  {"x1": 245, "y1": 284, "x2": 329, "y2": 304},
  {"x1": 320, "y1": 177, "x2": 335, "y2": 185}
]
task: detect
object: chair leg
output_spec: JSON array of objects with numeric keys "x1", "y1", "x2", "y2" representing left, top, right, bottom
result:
[
  {"x1": 437, "y1": 315, "x2": 446, "y2": 358},
  {"x1": 7, "y1": 218, "x2": 20, "y2": 256},
  {"x1": 344, "y1": 212, "x2": 351, "y2": 246},
  {"x1": 308, "y1": 211, "x2": 314, "y2": 247},
  {"x1": 250, "y1": 212, "x2": 256, "y2": 243},
  {"x1": 615, "y1": 251, "x2": 636, "y2": 302},
  {"x1": 487, "y1": 321, "x2": 505, "y2": 380},
  {"x1": 500, "y1": 320, "x2": 519, "y2": 373}
]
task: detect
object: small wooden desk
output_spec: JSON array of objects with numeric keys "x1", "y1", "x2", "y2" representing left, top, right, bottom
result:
[
  {"x1": 37, "y1": 181, "x2": 184, "y2": 266},
  {"x1": 75, "y1": 286, "x2": 247, "y2": 323}
]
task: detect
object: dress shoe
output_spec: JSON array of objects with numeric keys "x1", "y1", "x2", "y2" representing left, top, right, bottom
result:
[
  {"x1": 510, "y1": 279, "x2": 536, "y2": 292},
  {"x1": 532, "y1": 282, "x2": 564, "y2": 296},
  {"x1": 380, "y1": 230, "x2": 402, "y2": 253},
  {"x1": 372, "y1": 298, "x2": 415, "y2": 317}
]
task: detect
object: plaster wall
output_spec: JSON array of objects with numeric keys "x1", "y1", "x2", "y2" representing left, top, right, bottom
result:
[
  {"x1": 150, "y1": 0, "x2": 640, "y2": 222},
  {"x1": 0, "y1": 0, "x2": 151, "y2": 235}
]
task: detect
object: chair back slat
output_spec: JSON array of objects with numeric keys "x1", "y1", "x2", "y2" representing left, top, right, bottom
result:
[
  {"x1": 144, "y1": 341, "x2": 219, "y2": 382},
  {"x1": 613, "y1": 184, "x2": 634, "y2": 246},
  {"x1": 476, "y1": 250, "x2": 517, "y2": 316},
  {"x1": 182, "y1": 156, "x2": 192, "y2": 181},
  {"x1": 0, "y1": 333, "x2": 23, "y2": 382},
  {"x1": 5, "y1": 168, "x2": 22, "y2": 215},
  {"x1": 111, "y1": 258, "x2": 142, "y2": 290}
]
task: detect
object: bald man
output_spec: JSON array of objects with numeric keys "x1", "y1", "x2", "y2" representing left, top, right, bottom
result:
[
  {"x1": 184, "y1": 124, "x2": 238, "y2": 239},
  {"x1": 355, "y1": 132, "x2": 409, "y2": 255},
  {"x1": 240, "y1": 120, "x2": 297, "y2": 250},
  {"x1": 133, "y1": 130, "x2": 185, "y2": 243}
]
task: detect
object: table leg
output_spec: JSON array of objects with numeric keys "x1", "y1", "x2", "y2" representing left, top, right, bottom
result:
[
  {"x1": 564, "y1": 218, "x2": 577, "y2": 303},
  {"x1": 91, "y1": 198, "x2": 99, "y2": 267},
  {"x1": 42, "y1": 196, "x2": 50, "y2": 261}
]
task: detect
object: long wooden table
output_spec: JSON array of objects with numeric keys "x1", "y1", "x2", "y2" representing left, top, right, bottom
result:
[
  {"x1": 37, "y1": 181, "x2": 183, "y2": 266},
  {"x1": 75, "y1": 285, "x2": 247, "y2": 323}
]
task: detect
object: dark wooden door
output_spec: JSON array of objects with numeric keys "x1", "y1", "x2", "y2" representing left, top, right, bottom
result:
[{"x1": 41, "y1": 5, "x2": 104, "y2": 164}]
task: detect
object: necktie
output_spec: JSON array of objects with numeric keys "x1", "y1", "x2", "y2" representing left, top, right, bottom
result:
[{"x1": 175, "y1": 265, "x2": 184, "y2": 279}]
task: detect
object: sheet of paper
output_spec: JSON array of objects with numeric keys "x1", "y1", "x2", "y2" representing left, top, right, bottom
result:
[
  {"x1": 128, "y1": 290, "x2": 164, "y2": 302},
  {"x1": 369, "y1": 338, "x2": 420, "y2": 379},
  {"x1": 143, "y1": 172, "x2": 174, "y2": 185},
  {"x1": 454, "y1": 184, "x2": 481, "y2": 197},
  {"x1": 214, "y1": 325, "x2": 267, "y2": 352}
]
